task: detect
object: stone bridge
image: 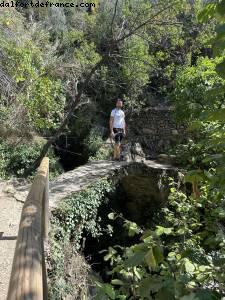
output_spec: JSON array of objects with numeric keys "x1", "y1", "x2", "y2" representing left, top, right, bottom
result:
[
  {"x1": 49, "y1": 160, "x2": 177, "y2": 208},
  {"x1": 0, "y1": 159, "x2": 178, "y2": 299}
]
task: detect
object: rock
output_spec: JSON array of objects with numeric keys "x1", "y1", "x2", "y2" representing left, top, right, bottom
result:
[
  {"x1": 158, "y1": 154, "x2": 177, "y2": 164},
  {"x1": 3, "y1": 186, "x2": 16, "y2": 194},
  {"x1": 172, "y1": 129, "x2": 179, "y2": 135},
  {"x1": 128, "y1": 106, "x2": 186, "y2": 157},
  {"x1": 158, "y1": 154, "x2": 169, "y2": 162},
  {"x1": 121, "y1": 143, "x2": 145, "y2": 162},
  {"x1": 142, "y1": 128, "x2": 154, "y2": 135}
]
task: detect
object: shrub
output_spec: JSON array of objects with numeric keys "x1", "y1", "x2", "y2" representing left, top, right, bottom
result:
[
  {"x1": 0, "y1": 139, "x2": 63, "y2": 179},
  {"x1": 48, "y1": 179, "x2": 114, "y2": 299}
]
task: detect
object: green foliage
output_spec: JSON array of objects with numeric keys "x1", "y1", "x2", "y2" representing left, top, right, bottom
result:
[
  {"x1": 172, "y1": 56, "x2": 225, "y2": 122},
  {"x1": 90, "y1": 144, "x2": 112, "y2": 161},
  {"x1": 48, "y1": 179, "x2": 114, "y2": 298},
  {"x1": 2, "y1": 4, "x2": 224, "y2": 298},
  {"x1": 0, "y1": 140, "x2": 62, "y2": 179},
  {"x1": 95, "y1": 179, "x2": 225, "y2": 299},
  {"x1": 53, "y1": 179, "x2": 113, "y2": 247},
  {"x1": 83, "y1": 128, "x2": 112, "y2": 161},
  {"x1": 0, "y1": 1, "x2": 215, "y2": 166},
  {"x1": 83, "y1": 128, "x2": 104, "y2": 157},
  {"x1": 0, "y1": 9, "x2": 65, "y2": 130}
]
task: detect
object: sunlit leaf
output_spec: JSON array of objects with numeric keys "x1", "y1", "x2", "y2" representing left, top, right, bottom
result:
[
  {"x1": 108, "y1": 212, "x2": 116, "y2": 220},
  {"x1": 185, "y1": 260, "x2": 195, "y2": 274},
  {"x1": 198, "y1": 3, "x2": 217, "y2": 22},
  {"x1": 145, "y1": 248, "x2": 157, "y2": 268},
  {"x1": 111, "y1": 279, "x2": 124, "y2": 286}
]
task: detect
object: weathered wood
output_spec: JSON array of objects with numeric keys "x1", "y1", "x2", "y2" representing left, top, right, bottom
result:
[{"x1": 7, "y1": 157, "x2": 49, "y2": 300}]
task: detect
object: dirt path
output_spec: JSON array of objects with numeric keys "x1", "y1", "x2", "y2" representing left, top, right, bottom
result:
[{"x1": 0, "y1": 182, "x2": 24, "y2": 300}]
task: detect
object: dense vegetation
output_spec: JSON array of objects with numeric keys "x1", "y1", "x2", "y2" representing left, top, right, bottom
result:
[{"x1": 1, "y1": 0, "x2": 225, "y2": 299}]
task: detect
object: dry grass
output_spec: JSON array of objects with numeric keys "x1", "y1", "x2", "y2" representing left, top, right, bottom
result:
[{"x1": 63, "y1": 244, "x2": 91, "y2": 300}]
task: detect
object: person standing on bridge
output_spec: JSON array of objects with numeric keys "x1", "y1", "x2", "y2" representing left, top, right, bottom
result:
[{"x1": 109, "y1": 99, "x2": 126, "y2": 160}]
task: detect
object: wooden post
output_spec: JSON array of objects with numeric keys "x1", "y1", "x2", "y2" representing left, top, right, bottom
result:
[{"x1": 7, "y1": 157, "x2": 49, "y2": 300}]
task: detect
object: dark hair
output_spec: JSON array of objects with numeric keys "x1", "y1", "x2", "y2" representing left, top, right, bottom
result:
[{"x1": 116, "y1": 98, "x2": 123, "y2": 103}]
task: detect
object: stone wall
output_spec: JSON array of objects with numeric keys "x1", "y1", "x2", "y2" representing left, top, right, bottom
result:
[{"x1": 128, "y1": 106, "x2": 186, "y2": 159}]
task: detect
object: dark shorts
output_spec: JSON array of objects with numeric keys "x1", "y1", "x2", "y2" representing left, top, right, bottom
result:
[{"x1": 113, "y1": 128, "x2": 124, "y2": 144}]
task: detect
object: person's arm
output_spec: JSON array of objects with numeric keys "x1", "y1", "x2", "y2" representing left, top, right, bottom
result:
[
  {"x1": 109, "y1": 116, "x2": 114, "y2": 134},
  {"x1": 109, "y1": 111, "x2": 115, "y2": 136},
  {"x1": 123, "y1": 113, "x2": 126, "y2": 136}
]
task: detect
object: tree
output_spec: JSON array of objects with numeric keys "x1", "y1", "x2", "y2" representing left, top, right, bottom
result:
[
  {"x1": 1, "y1": 1, "x2": 214, "y2": 173},
  {"x1": 27, "y1": 0, "x2": 196, "y2": 172}
]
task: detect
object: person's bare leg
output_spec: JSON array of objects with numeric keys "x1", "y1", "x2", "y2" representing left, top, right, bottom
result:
[
  {"x1": 117, "y1": 143, "x2": 121, "y2": 159},
  {"x1": 113, "y1": 144, "x2": 117, "y2": 159},
  {"x1": 114, "y1": 144, "x2": 120, "y2": 160}
]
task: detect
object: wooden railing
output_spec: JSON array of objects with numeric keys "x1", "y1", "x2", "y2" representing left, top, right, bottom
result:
[{"x1": 7, "y1": 157, "x2": 50, "y2": 300}]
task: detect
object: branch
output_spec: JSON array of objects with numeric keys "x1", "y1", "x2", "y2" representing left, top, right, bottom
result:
[
  {"x1": 110, "y1": 53, "x2": 158, "y2": 71},
  {"x1": 115, "y1": 0, "x2": 180, "y2": 43},
  {"x1": 111, "y1": 0, "x2": 119, "y2": 38},
  {"x1": 25, "y1": 58, "x2": 105, "y2": 174},
  {"x1": 117, "y1": 19, "x2": 126, "y2": 40}
]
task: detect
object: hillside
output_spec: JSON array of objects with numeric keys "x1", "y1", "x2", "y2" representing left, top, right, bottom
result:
[{"x1": 1, "y1": 1, "x2": 225, "y2": 300}]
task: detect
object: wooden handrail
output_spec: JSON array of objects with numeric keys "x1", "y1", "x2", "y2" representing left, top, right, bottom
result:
[{"x1": 7, "y1": 157, "x2": 50, "y2": 300}]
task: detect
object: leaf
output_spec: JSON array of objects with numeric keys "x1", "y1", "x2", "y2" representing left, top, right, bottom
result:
[
  {"x1": 94, "y1": 281, "x2": 110, "y2": 300},
  {"x1": 217, "y1": 0, "x2": 225, "y2": 16},
  {"x1": 213, "y1": 34, "x2": 225, "y2": 56},
  {"x1": 177, "y1": 228, "x2": 186, "y2": 235},
  {"x1": 103, "y1": 253, "x2": 112, "y2": 261},
  {"x1": 104, "y1": 247, "x2": 116, "y2": 261},
  {"x1": 164, "y1": 227, "x2": 172, "y2": 234},
  {"x1": 124, "y1": 221, "x2": 140, "y2": 237},
  {"x1": 139, "y1": 276, "x2": 161, "y2": 298},
  {"x1": 141, "y1": 230, "x2": 152, "y2": 241},
  {"x1": 155, "y1": 226, "x2": 172, "y2": 236},
  {"x1": 188, "y1": 120, "x2": 202, "y2": 130},
  {"x1": 155, "y1": 226, "x2": 165, "y2": 236},
  {"x1": 216, "y1": 60, "x2": 225, "y2": 79},
  {"x1": 102, "y1": 284, "x2": 116, "y2": 299},
  {"x1": 202, "y1": 154, "x2": 224, "y2": 163},
  {"x1": 128, "y1": 223, "x2": 140, "y2": 237},
  {"x1": 184, "y1": 170, "x2": 205, "y2": 183},
  {"x1": 108, "y1": 212, "x2": 116, "y2": 220},
  {"x1": 124, "y1": 251, "x2": 145, "y2": 268},
  {"x1": 134, "y1": 267, "x2": 141, "y2": 280},
  {"x1": 185, "y1": 260, "x2": 195, "y2": 274},
  {"x1": 215, "y1": 23, "x2": 225, "y2": 35},
  {"x1": 155, "y1": 287, "x2": 174, "y2": 300},
  {"x1": 145, "y1": 248, "x2": 157, "y2": 268},
  {"x1": 116, "y1": 296, "x2": 127, "y2": 300},
  {"x1": 199, "y1": 265, "x2": 207, "y2": 272},
  {"x1": 198, "y1": 3, "x2": 216, "y2": 22},
  {"x1": 204, "y1": 109, "x2": 225, "y2": 121},
  {"x1": 111, "y1": 279, "x2": 124, "y2": 286},
  {"x1": 168, "y1": 252, "x2": 176, "y2": 258},
  {"x1": 153, "y1": 246, "x2": 164, "y2": 264}
]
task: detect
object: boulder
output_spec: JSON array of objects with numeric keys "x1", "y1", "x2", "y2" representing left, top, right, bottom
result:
[
  {"x1": 121, "y1": 142, "x2": 145, "y2": 162},
  {"x1": 142, "y1": 128, "x2": 154, "y2": 135}
]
